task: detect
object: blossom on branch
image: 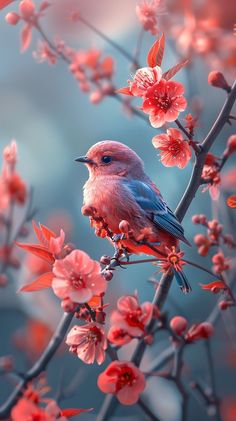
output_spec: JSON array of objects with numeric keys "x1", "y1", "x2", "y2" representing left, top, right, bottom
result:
[
  {"x1": 212, "y1": 252, "x2": 230, "y2": 274},
  {"x1": 66, "y1": 323, "x2": 107, "y2": 365},
  {"x1": 152, "y1": 127, "x2": 192, "y2": 168},
  {"x1": 185, "y1": 322, "x2": 214, "y2": 343},
  {"x1": 142, "y1": 79, "x2": 187, "y2": 128},
  {"x1": 97, "y1": 360, "x2": 146, "y2": 405},
  {"x1": 109, "y1": 294, "x2": 154, "y2": 338},
  {"x1": 136, "y1": 0, "x2": 166, "y2": 35},
  {"x1": 52, "y1": 249, "x2": 107, "y2": 303}
]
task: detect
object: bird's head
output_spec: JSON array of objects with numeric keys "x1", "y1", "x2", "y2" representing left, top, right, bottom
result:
[{"x1": 75, "y1": 140, "x2": 145, "y2": 178}]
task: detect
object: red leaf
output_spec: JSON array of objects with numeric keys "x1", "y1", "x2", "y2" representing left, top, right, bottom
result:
[
  {"x1": 0, "y1": 0, "x2": 14, "y2": 10},
  {"x1": 162, "y1": 59, "x2": 189, "y2": 80},
  {"x1": 147, "y1": 33, "x2": 165, "y2": 68},
  {"x1": 16, "y1": 242, "x2": 54, "y2": 264},
  {"x1": 20, "y1": 272, "x2": 54, "y2": 292},
  {"x1": 20, "y1": 24, "x2": 32, "y2": 52},
  {"x1": 40, "y1": 223, "x2": 57, "y2": 241},
  {"x1": 32, "y1": 221, "x2": 45, "y2": 245},
  {"x1": 200, "y1": 280, "x2": 228, "y2": 293},
  {"x1": 61, "y1": 408, "x2": 93, "y2": 418},
  {"x1": 227, "y1": 195, "x2": 236, "y2": 209},
  {"x1": 116, "y1": 86, "x2": 132, "y2": 95}
]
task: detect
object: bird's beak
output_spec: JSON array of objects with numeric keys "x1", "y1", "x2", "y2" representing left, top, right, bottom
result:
[{"x1": 75, "y1": 156, "x2": 93, "y2": 164}]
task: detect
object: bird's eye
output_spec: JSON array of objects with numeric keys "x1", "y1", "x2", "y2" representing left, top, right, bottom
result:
[{"x1": 101, "y1": 156, "x2": 112, "y2": 164}]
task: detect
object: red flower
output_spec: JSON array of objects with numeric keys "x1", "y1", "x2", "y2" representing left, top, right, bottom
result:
[
  {"x1": 152, "y1": 128, "x2": 192, "y2": 168},
  {"x1": 97, "y1": 361, "x2": 146, "y2": 405},
  {"x1": 142, "y1": 79, "x2": 187, "y2": 128},
  {"x1": 66, "y1": 323, "x2": 107, "y2": 365},
  {"x1": 110, "y1": 294, "x2": 153, "y2": 337},
  {"x1": 157, "y1": 246, "x2": 186, "y2": 273},
  {"x1": 130, "y1": 66, "x2": 162, "y2": 97}
]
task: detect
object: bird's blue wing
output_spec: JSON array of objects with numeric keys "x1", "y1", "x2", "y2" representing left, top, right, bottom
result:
[{"x1": 125, "y1": 179, "x2": 189, "y2": 245}]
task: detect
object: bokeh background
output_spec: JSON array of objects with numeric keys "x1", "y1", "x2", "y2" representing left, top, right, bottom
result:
[{"x1": 0, "y1": 0, "x2": 235, "y2": 420}]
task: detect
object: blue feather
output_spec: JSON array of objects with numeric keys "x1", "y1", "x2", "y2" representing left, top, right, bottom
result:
[{"x1": 124, "y1": 179, "x2": 190, "y2": 245}]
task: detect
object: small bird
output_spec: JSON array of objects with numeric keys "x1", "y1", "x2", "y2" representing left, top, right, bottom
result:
[{"x1": 76, "y1": 140, "x2": 191, "y2": 292}]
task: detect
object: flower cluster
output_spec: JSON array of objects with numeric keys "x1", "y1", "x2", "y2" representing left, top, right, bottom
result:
[
  {"x1": 5, "y1": 0, "x2": 50, "y2": 52},
  {"x1": 69, "y1": 48, "x2": 114, "y2": 103},
  {"x1": 18, "y1": 221, "x2": 107, "y2": 306},
  {"x1": 192, "y1": 214, "x2": 236, "y2": 260},
  {"x1": 107, "y1": 294, "x2": 155, "y2": 346},
  {"x1": 170, "y1": 316, "x2": 214, "y2": 343},
  {"x1": 0, "y1": 140, "x2": 28, "y2": 284},
  {"x1": 136, "y1": 0, "x2": 166, "y2": 35},
  {"x1": 118, "y1": 35, "x2": 188, "y2": 128},
  {"x1": 11, "y1": 381, "x2": 91, "y2": 420}
]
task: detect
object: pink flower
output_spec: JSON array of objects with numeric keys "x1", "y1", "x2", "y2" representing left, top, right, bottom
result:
[
  {"x1": 66, "y1": 323, "x2": 107, "y2": 365},
  {"x1": 52, "y1": 249, "x2": 107, "y2": 303},
  {"x1": 107, "y1": 326, "x2": 132, "y2": 346},
  {"x1": 201, "y1": 154, "x2": 221, "y2": 200},
  {"x1": 33, "y1": 41, "x2": 57, "y2": 65},
  {"x1": 136, "y1": 0, "x2": 165, "y2": 35},
  {"x1": 143, "y1": 79, "x2": 187, "y2": 128},
  {"x1": 130, "y1": 66, "x2": 162, "y2": 97},
  {"x1": 49, "y1": 229, "x2": 65, "y2": 256},
  {"x1": 3, "y1": 140, "x2": 17, "y2": 166},
  {"x1": 212, "y1": 252, "x2": 230, "y2": 274},
  {"x1": 152, "y1": 128, "x2": 192, "y2": 168},
  {"x1": 110, "y1": 295, "x2": 153, "y2": 337},
  {"x1": 97, "y1": 361, "x2": 146, "y2": 405}
]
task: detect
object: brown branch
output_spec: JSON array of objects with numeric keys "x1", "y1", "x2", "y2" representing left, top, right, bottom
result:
[{"x1": 0, "y1": 311, "x2": 75, "y2": 418}]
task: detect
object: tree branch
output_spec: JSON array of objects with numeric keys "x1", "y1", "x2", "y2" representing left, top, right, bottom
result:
[{"x1": 0, "y1": 311, "x2": 74, "y2": 418}]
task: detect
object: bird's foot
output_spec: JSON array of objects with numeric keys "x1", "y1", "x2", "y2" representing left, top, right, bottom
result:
[{"x1": 112, "y1": 233, "x2": 126, "y2": 243}]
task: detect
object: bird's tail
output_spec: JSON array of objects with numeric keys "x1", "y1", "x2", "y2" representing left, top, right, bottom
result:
[{"x1": 174, "y1": 269, "x2": 192, "y2": 294}]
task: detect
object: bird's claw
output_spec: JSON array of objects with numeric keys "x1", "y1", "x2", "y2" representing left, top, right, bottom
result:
[{"x1": 112, "y1": 233, "x2": 126, "y2": 242}]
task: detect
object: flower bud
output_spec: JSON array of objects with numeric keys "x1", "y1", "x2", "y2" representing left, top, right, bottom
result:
[
  {"x1": 19, "y1": 0, "x2": 35, "y2": 20},
  {"x1": 199, "y1": 322, "x2": 214, "y2": 338},
  {"x1": 61, "y1": 297, "x2": 77, "y2": 313},
  {"x1": 224, "y1": 135, "x2": 236, "y2": 157},
  {"x1": 208, "y1": 71, "x2": 230, "y2": 92},
  {"x1": 89, "y1": 90, "x2": 103, "y2": 104},
  {"x1": 103, "y1": 270, "x2": 113, "y2": 281},
  {"x1": 100, "y1": 255, "x2": 111, "y2": 265},
  {"x1": 5, "y1": 12, "x2": 20, "y2": 25},
  {"x1": 219, "y1": 300, "x2": 229, "y2": 311},
  {"x1": 170, "y1": 316, "x2": 188, "y2": 335},
  {"x1": 119, "y1": 219, "x2": 130, "y2": 234}
]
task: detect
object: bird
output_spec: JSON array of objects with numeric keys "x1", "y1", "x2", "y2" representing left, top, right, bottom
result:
[{"x1": 76, "y1": 140, "x2": 191, "y2": 292}]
